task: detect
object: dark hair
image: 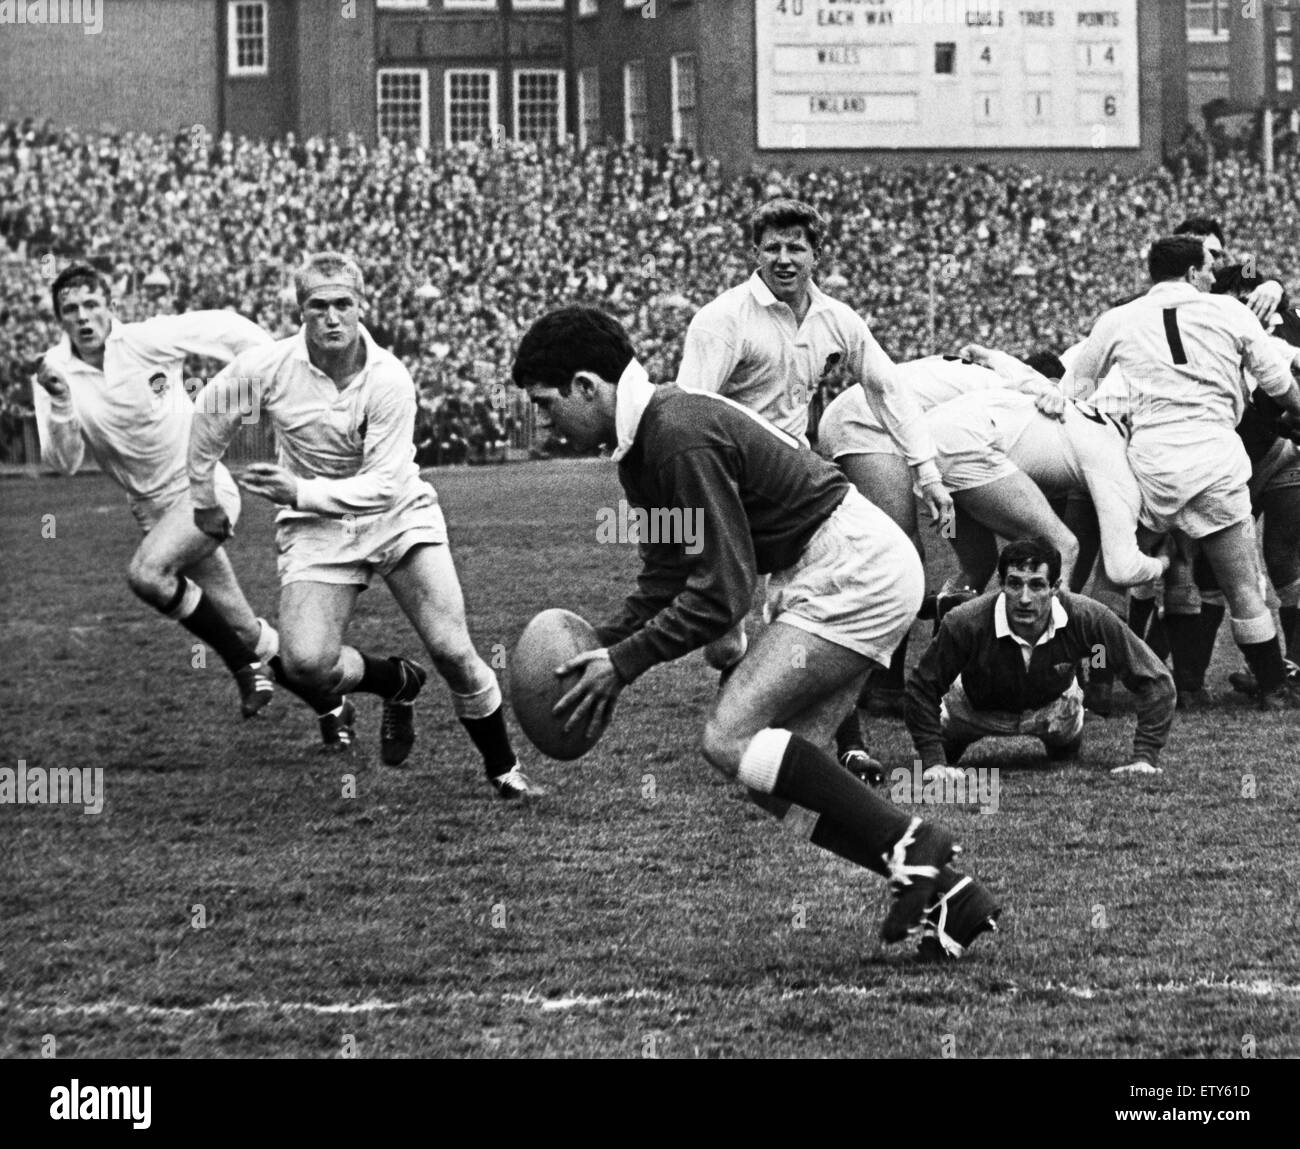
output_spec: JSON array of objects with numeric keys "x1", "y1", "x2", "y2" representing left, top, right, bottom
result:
[
  {"x1": 998, "y1": 537, "x2": 1062, "y2": 585},
  {"x1": 1022, "y1": 351, "x2": 1066, "y2": 380},
  {"x1": 1147, "y1": 235, "x2": 1209, "y2": 284},
  {"x1": 750, "y1": 198, "x2": 825, "y2": 251},
  {"x1": 512, "y1": 306, "x2": 636, "y2": 393},
  {"x1": 50, "y1": 263, "x2": 111, "y2": 314},
  {"x1": 1174, "y1": 216, "x2": 1225, "y2": 244}
]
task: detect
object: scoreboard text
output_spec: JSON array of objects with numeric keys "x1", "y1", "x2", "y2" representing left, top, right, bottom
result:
[{"x1": 755, "y1": 0, "x2": 1141, "y2": 150}]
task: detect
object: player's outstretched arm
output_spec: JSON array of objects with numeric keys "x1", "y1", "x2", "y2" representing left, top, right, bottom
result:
[
  {"x1": 149, "y1": 311, "x2": 273, "y2": 364},
  {"x1": 1095, "y1": 605, "x2": 1176, "y2": 768},
  {"x1": 189, "y1": 362, "x2": 263, "y2": 534},
  {"x1": 32, "y1": 359, "x2": 85, "y2": 475},
  {"x1": 904, "y1": 621, "x2": 971, "y2": 771}
]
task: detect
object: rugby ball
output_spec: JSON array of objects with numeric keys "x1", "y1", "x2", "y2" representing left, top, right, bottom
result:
[{"x1": 509, "y1": 608, "x2": 610, "y2": 761}]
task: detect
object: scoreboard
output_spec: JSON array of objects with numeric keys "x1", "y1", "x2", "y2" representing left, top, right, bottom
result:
[{"x1": 755, "y1": 0, "x2": 1141, "y2": 150}]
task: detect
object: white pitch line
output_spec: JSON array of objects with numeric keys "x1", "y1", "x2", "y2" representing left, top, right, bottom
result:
[{"x1": 6, "y1": 978, "x2": 1299, "y2": 1020}]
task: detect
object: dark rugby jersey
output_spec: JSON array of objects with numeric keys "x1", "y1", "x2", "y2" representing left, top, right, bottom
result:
[{"x1": 596, "y1": 384, "x2": 850, "y2": 684}]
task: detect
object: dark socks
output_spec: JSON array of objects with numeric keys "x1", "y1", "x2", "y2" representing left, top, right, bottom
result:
[
  {"x1": 1164, "y1": 612, "x2": 1202, "y2": 692},
  {"x1": 771, "y1": 734, "x2": 912, "y2": 879},
  {"x1": 165, "y1": 579, "x2": 258, "y2": 674},
  {"x1": 834, "y1": 708, "x2": 865, "y2": 757},
  {"x1": 459, "y1": 706, "x2": 517, "y2": 778},
  {"x1": 1239, "y1": 637, "x2": 1287, "y2": 695},
  {"x1": 357, "y1": 653, "x2": 405, "y2": 699}
]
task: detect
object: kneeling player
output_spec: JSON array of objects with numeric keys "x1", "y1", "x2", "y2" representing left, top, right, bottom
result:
[
  {"x1": 188, "y1": 253, "x2": 535, "y2": 799},
  {"x1": 906, "y1": 538, "x2": 1175, "y2": 775},
  {"x1": 512, "y1": 306, "x2": 1000, "y2": 960}
]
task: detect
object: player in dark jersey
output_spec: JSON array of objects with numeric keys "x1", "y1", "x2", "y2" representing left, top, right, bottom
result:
[{"x1": 511, "y1": 306, "x2": 1001, "y2": 961}]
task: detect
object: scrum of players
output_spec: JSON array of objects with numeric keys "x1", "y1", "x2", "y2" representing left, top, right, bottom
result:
[{"x1": 30, "y1": 197, "x2": 1300, "y2": 960}]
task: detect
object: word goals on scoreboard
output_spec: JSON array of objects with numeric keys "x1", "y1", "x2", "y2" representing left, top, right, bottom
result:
[{"x1": 756, "y1": 0, "x2": 1140, "y2": 150}]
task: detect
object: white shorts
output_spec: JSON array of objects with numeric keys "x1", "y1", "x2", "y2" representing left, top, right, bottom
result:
[
  {"x1": 1129, "y1": 426, "x2": 1251, "y2": 538},
  {"x1": 927, "y1": 409, "x2": 1019, "y2": 492},
  {"x1": 816, "y1": 387, "x2": 896, "y2": 461},
  {"x1": 764, "y1": 486, "x2": 924, "y2": 665},
  {"x1": 131, "y1": 464, "x2": 241, "y2": 535},
  {"x1": 275, "y1": 482, "x2": 449, "y2": 587}
]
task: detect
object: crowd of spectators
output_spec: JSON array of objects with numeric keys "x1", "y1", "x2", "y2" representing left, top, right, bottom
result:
[{"x1": 2, "y1": 115, "x2": 1298, "y2": 460}]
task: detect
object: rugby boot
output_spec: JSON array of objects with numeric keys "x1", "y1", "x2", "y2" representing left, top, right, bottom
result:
[
  {"x1": 380, "y1": 657, "x2": 428, "y2": 766},
  {"x1": 880, "y1": 817, "x2": 958, "y2": 944},
  {"x1": 234, "y1": 661, "x2": 274, "y2": 719}
]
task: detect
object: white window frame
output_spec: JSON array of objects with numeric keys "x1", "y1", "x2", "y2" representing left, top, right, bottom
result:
[
  {"x1": 445, "y1": 69, "x2": 500, "y2": 147},
  {"x1": 671, "y1": 52, "x2": 696, "y2": 147},
  {"x1": 444, "y1": 1, "x2": 496, "y2": 9},
  {"x1": 577, "y1": 66, "x2": 601, "y2": 147},
  {"x1": 227, "y1": 1, "x2": 268, "y2": 78},
  {"x1": 376, "y1": 1, "x2": 428, "y2": 9},
  {"x1": 623, "y1": 59, "x2": 647, "y2": 144},
  {"x1": 376, "y1": 68, "x2": 430, "y2": 149},
  {"x1": 513, "y1": 69, "x2": 567, "y2": 143},
  {"x1": 578, "y1": 0, "x2": 599, "y2": 15},
  {"x1": 514, "y1": 1, "x2": 565, "y2": 9},
  {"x1": 1186, "y1": 0, "x2": 1229, "y2": 42}
]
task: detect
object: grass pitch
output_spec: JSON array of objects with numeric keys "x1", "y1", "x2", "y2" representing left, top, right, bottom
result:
[{"x1": 1, "y1": 462, "x2": 1297, "y2": 1059}]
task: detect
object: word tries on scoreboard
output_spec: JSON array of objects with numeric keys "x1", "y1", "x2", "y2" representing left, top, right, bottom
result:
[{"x1": 756, "y1": 0, "x2": 1140, "y2": 150}]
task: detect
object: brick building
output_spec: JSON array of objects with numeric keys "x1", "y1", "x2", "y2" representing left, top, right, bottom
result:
[{"x1": 1, "y1": 1, "x2": 1296, "y2": 169}]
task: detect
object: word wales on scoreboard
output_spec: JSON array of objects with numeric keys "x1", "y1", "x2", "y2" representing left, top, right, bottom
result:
[{"x1": 755, "y1": 0, "x2": 1141, "y2": 150}]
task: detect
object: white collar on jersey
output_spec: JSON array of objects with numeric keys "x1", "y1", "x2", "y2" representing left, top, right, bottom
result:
[
  {"x1": 994, "y1": 593, "x2": 1069, "y2": 648},
  {"x1": 747, "y1": 269, "x2": 830, "y2": 313},
  {"x1": 611, "y1": 358, "x2": 656, "y2": 463},
  {"x1": 1145, "y1": 281, "x2": 1202, "y2": 302}
]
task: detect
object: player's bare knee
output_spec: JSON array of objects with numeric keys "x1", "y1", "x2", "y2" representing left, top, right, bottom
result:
[
  {"x1": 281, "y1": 649, "x2": 338, "y2": 694},
  {"x1": 700, "y1": 717, "x2": 744, "y2": 778},
  {"x1": 125, "y1": 552, "x2": 171, "y2": 605}
]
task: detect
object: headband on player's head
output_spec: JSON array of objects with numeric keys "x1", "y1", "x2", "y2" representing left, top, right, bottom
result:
[{"x1": 294, "y1": 253, "x2": 366, "y2": 306}]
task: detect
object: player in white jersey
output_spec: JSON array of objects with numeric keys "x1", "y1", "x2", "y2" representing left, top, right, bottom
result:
[
  {"x1": 677, "y1": 199, "x2": 952, "y2": 781},
  {"x1": 188, "y1": 253, "x2": 536, "y2": 799},
  {"x1": 33, "y1": 264, "x2": 349, "y2": 745},
  {"x1": 922, "y1": 389, "x2": 1168, "y2": 593},
  {"x1": 1069, "y1": 235, "x2": 1300, "y2": 710}
]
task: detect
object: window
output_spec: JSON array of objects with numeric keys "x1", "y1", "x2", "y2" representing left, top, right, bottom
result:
[
  {"x1": 579, "y1": 0, "x2": 599, "y2": 14},
  {"x1": 1279, "y1": 66, "x2": 1296, "y2": 93},
  {"x1": 376, "y1": 1, "x2": 427, "y2": 8},
  {"x1": 934, "y1": 42, "x2": 956, "y2": 74},
  {"x1": 446, "y1": 69, "x2": 499, "y2": 146},
  {"x1": 671, "y1": 53, "x2": 696, "y2": 148},
  {"x1": 623, "y1": 60, "x2": 647, "y2": 144},
  {"x1": 578, "y1": 66, "x2": 601, "y2": 147},
  {"x1": 377, "y1": 69, "x2": 428, "y2": 148},
  {"x1": 1186, "y1": 1, "x2": 1229, "y2": 41},
  {"x1": 514, "y1": 1, "x2": 565, "y2": 8},
  {"x1": 227, "y1": 1, "x2": 267, "y2": 77},
  {"x1": 515, "y1": 70, "x2": 565, "y2": 142},
  {"x1": 445, "y1": 1, "x2": 495, "y2": 9}
]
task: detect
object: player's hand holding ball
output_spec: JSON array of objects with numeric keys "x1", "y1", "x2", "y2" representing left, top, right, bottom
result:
[
  {"x1": 554, "y1": 649, "x2": 622, "y2": 743},
  {"x1": 509, "y1": 608, "x2": 616, "y2": 760}
]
